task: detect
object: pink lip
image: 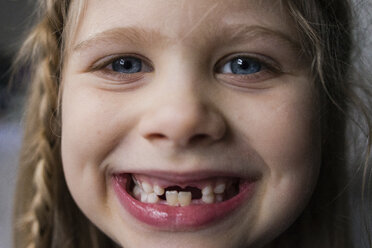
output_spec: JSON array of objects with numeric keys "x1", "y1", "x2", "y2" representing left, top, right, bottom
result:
[{"x1": 112, "y1": 174, "x2": 255, "y2": 230}]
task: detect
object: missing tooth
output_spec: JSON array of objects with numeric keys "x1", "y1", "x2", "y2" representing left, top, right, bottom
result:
[{"x1": 159, "y1": 186, "x2": 202, "y2": 200}]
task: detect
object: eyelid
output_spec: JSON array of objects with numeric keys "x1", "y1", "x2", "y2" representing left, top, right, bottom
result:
[
  {"x1": 89, "y1": 53, "x2": 154, "y2": 72},
  {"x1": 215, "y1": 53, "x2": 282, "y2": 74},
  {"x1": 214, "y1": 53, "x2": 284, "y2": 89}
]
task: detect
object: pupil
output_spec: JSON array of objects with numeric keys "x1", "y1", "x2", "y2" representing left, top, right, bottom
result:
[
  {"x1": 121, "y1": 60, "x2": 133, "y2": 70},
  {"x1": 231, "y1": 57, "x2": 261, "y2": 74},
  {"x1": 237, "y1": 58, "x2": 250, "y2": 70},
  {"x1": 113, "y1": 57, "x2": 142, "y2": 73}
]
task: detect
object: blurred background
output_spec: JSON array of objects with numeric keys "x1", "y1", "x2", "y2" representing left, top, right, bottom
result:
[
  {"x1": 0, "y1": 1, "x2": 371, "y2": 248},
  {"x1": 0, "y1": 1, "x2": 35, "y2": 248}
]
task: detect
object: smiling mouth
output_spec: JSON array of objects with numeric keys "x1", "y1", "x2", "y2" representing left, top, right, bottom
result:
[
  {"x1": 112, "y1": 172, "x2": 257, "y2": 230},
  {"x1": 129, "y1": 173, "x2": 240, "y2": 206}
]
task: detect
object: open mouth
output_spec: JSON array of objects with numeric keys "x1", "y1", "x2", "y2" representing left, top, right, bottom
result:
[
  {"x1": 129, "y1": 174, "x2": 240, "y2": 206},
  {"x1": 112, "y1": 172, "x2": 256, "y2": 230}
]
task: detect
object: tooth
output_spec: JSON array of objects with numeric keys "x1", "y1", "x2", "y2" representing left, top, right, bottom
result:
[
  {"x1": 178, "y1": 191, "x2": 192, "y2": 206},
  {"x1": 214, "y1": 182, "x2": 226, "y2": 194},
  {"x1": 147, "y1": 193, "x2": 159, "y2": 203},
  {"x1": 166, "y1": 191, "x2": 179, "y2": 206},
  {"x1": 202, "y1": 193, "x2": 215, "y2": 204},
  {"x1": 154, "y1": 185, "x2": 165, "y2": 196},
  {"x1": 132, "y1": 176, "x2": 140, "y2": 186},
  {"x1": 202, "y1": 185, "x2": 213, "y2": 195},
  {"x1": 133, "y1": 185, "x2": 142, "y2": 198},
  {"x1": 216, "y1": 194, "x2": 224, "y2": 202},
  {"x1": 140, "y1": 192, "x2": 148, "y2": 203},
  {"x1": 142, "y1": 181, "x2": 153, "y2": 193}
]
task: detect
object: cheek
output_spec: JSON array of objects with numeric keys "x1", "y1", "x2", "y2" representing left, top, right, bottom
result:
[
  {"x1": 258, "y1": 98, "x2": 320, "y2": 224},
  {"x1": 61, "y1": 82, "x2": 138, "y2": 168},
  {"x1": 229, "y1": 82, "x2": 321, "y2": 235},
  {"x1": 60, "y1": 83, "x2": 130, "y2": 227},
  {"x1": 60, "y1": 82, "x2": 146, "y2": 241}
]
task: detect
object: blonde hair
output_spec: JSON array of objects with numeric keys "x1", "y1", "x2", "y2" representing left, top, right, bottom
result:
[
  {"x1": 12, "y1": 0, "x2": 371, "y2": 247},
  {"x1": 12, "y1": 0, "x2": 117, "y2": 247}
]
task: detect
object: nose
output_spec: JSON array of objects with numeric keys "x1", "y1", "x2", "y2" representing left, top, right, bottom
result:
[{"x1": 138, "y1": 86, "x2": 226, "y2": 148}]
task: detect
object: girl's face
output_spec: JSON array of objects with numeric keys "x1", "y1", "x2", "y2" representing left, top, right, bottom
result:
[{"x1": 61, "y1": 1, "x2": 321, "y2": 247}]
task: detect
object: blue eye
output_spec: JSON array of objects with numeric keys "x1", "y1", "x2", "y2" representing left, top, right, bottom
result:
[
  {"x1": 221, "y1": 57, "x2": 262, "y2": 74},
  {"x1": 112, "y1": 57, "x2": 142, "y2": 73}
]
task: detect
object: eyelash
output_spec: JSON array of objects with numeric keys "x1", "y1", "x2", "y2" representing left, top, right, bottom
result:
[
  {"x1": 213, "y1": 54, "x2": 282, "y2": 86},
  {"x1": 217, "y1": 54, "x2": 280, "y2": 72},
  {"x1": 90, "y1": 53, "x2": 281, "y2": 85},
  {"x1": 90, "y1": 54, "x2": 153, "y2": 82}
]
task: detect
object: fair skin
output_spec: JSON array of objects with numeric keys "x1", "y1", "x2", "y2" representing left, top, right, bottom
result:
[{"x1": 61, "y1": 0, "x2": 321, "y2": 247}]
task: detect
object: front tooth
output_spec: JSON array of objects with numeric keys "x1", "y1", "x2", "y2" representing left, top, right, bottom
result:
[
  {"x1": 166, "y1": 191, "x2": 179, "y2": 206},
  {"x1": 214, "y1": 182, "x2": 226, "y2": 194},
  {"x1": 178, "y1": 191, "x2": 192, "y2": 206},
  {"x1": 133, "y1": 185, "x2": 142, "y2": 198},
  {"x1": 147, "y1": 193, "x2": 159, "y2": 203},
  {"x1": 202, "y1": 194, "x2": 215, "y2": 204},
  {"x1": 140, "y1": 192, "x2": 148, "y2": 203},
  {"x1": 202, "y1": 185, "x2": 213, "y2": 195},
  {"x1": 154, "y1": 185, "x2": 165, "y2": 196},
  {"x1": 142, "y1": 181, "x2": 153, "y2": 193}
]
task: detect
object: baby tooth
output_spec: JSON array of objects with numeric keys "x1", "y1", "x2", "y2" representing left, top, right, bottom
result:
[
  {"x1": 142, "y1": 181, "x2": 153, "y2": 193},
  {"x1": 214, "y1": 182, "x2": 226, "y2": 194},
  {"x1": 216, "y1": 194, "x2": 224, "y2": 203},
  {"x1": 178, "y1": 191, "x2": 192, "y2": 206},
  {"x1": 147, "y1": 193, "x2": 159, "y2": 203},
  {"x1": 140, "y1": 192, "x2": 148, "y2": 203},
  {"x1": 133, "y1": 185, "x2": 142, "y2": 198},
  {"x1": 154, "y1": 185, "x2": 165, "y2": 196},
  {"x1": 202, "y1": 185, "x2": 213, "y2": 195},
  {"x1": 166, "y1": 191, "x2": 179, "y2": 206},
  {"x1": 202, "y1": 193, "x2": 215, "y2": 204},
  {"x1": 132, "y1": 176, "x2": 140, "y2": 186}
]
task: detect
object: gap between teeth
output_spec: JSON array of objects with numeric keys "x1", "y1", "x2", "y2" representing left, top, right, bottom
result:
[{"x1": 132, "y1": 178, "x2": 227, "y2": 206}]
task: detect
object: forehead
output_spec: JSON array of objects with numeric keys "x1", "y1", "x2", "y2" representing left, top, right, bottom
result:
[{"x1": 70, "y1": 0, "x2": 296, "y2": 48}]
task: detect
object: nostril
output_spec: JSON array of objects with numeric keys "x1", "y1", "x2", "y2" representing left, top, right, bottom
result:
[
  {"x1": 139, "y1": 109, "x2": 226, "y2": 147},
  {"x1": 145, "y1": 133, "x2": 212, "y2": 146},
  {"x1": 147, "y1": 133, "x2": 167, "y2": 140},
  {"x1": 189, "y1": 134, "x2": 212, "y2": 145}
]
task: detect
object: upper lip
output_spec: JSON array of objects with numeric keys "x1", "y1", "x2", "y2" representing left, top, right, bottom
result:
[{"x1": 112, "y1": 169, "x2": 260, "y2": 184}]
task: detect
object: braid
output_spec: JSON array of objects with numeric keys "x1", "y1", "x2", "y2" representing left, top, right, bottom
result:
[
  {"x1": 15, "y1": 0, "x2": 62, "y2": 246},
  {"x1": 13, "y1": 1, "x2": 118, "y2": 247},
  {"x1": 14, "y1": 12, "x2": 62, "y2": 248}
]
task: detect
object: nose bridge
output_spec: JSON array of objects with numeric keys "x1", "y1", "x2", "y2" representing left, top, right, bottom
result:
[
  {"x1": 138, "y1": 72, "x2": 226, "y2": 148},
  {"x1": 158, "y1": 81, "x2": 209, "y2": 133}
]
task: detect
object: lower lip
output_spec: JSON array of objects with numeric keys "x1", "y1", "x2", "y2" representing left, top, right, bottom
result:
[{"x1": 112, "y1": 174, "x2": 255, "y2": 230}]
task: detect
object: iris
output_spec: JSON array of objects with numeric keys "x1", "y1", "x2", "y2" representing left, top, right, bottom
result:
[
  {"x1": 229, "y1": 57, "x2": 261, "y2": 74},
  {"x1": 112, "y1": 57, "x2": 142, "y2": 73}
]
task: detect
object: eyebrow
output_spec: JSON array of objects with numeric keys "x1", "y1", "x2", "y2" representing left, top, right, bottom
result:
[
  {"x1": 203, "y1": 24, "x2": 301, "y2": 51},
  {"x1": 72, "y1": 24, "x2": 300, "y2": 54},
  {"x1": 72, "y1": 27, "x2": 169, "y2": 52}
]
